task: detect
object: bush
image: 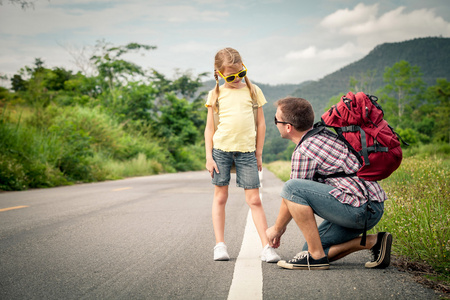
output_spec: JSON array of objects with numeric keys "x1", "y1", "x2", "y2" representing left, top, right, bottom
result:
[
  {"x1": 0, "y1": 118, "x2": 69, "y2": 190},
  {"x1": 0, "y1": 153, "x2": 27, "y2": 191}
]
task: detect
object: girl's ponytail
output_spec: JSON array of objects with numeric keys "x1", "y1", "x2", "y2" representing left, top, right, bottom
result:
[
  {"x1": 211, "y1": 72, "x2": 220, "y2": 113},
  {"x1": 244, "y1": 75, "x2": 257, "y2": 102}
]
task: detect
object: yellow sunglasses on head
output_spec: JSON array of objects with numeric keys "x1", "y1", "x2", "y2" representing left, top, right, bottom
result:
[{"x1": 217, "y1": 63, "x2": 247, "y2": 83}]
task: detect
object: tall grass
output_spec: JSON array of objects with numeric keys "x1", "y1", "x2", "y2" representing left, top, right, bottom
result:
[
  {"x1": 0, "y1": 104, "x2": 203, "y2": 190},
  {"x1": 375, "y1": 156, "x2": 450, "y2": 275},
  {"x1": 0, "y1": 117, "x2": 68, "y2": 190},
  {"x1": 265, "y1": 155, "x2": 450, "y2": 277},
  {"x1": 99, "y1": 153, "x2": 164, "y2": 178}
]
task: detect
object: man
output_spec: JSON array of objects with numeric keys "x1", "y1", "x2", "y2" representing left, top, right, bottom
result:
[{"x1": 266, "y1": 97, "x2": 392, "y2": 270}]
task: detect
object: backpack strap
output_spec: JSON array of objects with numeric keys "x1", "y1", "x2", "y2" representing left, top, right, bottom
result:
[
  {"x1": 366, "y1": 143, "x2": 388, "y2": 153},
  {"x1": 298, "y1": 124, "x2": 326, "y2": 145},
  {"x1": 390, "y1": 125, "x2": 410, "y2": 146},
  {"x1": 359, "y1": 128, "x2": 370, "y2": 166},
  {"x1": 340, "y1": 125, "x2": 370, "y2": 166},
  {"x1": 359, "y1": 178, "x2": 375, "y2": 246},
  {"x1": 313, "y1": 172, "x2": 356, "y2": 181}
]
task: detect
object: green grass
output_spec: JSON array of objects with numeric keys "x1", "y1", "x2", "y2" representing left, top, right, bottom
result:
[
  {"x1": 99, "y1": 152, "x2": 165, "y2": 178},
  {"x1": 375, "y1": 156, "x2": 450, "y2": 276},
  {"x1": 265, "y1": 155, "x2": 450, "y2": 281}
]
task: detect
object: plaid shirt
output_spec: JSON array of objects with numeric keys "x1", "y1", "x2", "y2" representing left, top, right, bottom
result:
[{"x1": 291, "y1": 129, "x2": 387, "y2": 207}]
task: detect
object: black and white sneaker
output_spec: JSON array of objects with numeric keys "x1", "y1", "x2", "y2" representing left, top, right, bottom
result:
[
  {"x1": 277, "y1": 251, "x2": 329, "y2": 270},
  {"x1": 365, "y1": 232, "x2": 393, "y2": 269}
]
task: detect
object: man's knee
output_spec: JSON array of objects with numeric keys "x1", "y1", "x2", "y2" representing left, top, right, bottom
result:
[
  {"x1": 281, "y1": 179, "x2": 311, "y2": 206},
  {"x1": 282, "y1": 178, "x2": 298, "y2": 196}
]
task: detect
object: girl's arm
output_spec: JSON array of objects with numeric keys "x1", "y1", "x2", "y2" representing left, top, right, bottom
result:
[
  {"x1": 205, "y1": 106, "x2": 218, "y2": 177},
  {"x1": 255, "y1": 106, "x2": 266, "y2": 172},
  {"x1": 266, "y1": 199, "x2": 291, "y2": 248}
]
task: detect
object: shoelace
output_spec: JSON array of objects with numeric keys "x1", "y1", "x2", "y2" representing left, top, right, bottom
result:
[
  {"x1": 290, "y1": 251, "x2": 311, "y2": 270},
  {"x1": 369, "y1": 247, "x2": 380, "y2": 262}
]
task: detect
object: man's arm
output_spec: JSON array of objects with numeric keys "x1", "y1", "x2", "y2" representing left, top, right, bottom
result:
[{"x1": 291, "y1": 144, "x2": 318, "y2": 180}]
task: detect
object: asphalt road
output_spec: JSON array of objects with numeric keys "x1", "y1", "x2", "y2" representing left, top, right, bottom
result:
[{"x1": 0, "y1": 169, "x2": 440, "y2": 299}]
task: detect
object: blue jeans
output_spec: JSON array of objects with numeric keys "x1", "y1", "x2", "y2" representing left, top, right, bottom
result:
[
  {"x1": 281, "y1": 179, "x2": 384, "y2": 255},
  {"x1": 211, "y1": 148, "x2": 260, "y2": 189}
]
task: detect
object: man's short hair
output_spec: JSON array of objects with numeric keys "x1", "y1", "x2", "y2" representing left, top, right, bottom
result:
[{"x1": 275, "y1": 97, "x2": 315, "y2": 131}]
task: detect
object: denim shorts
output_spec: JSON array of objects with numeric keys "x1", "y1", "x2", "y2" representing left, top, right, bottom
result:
[
  {"x1": 212, "y1": 148, "x2": 260, "y2": 189},
  {"x1": 281, "y1": 179, "x2": 384, "y2": 255}
]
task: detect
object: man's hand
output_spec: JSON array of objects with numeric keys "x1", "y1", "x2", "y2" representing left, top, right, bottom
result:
[{"x1": 266, "y1": 226, "x2": 286, "y2": 249}]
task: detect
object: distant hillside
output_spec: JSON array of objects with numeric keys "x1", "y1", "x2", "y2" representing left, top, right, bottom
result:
[{"x1": 292, "y1": 37, "x2": 450, "y2": 116}]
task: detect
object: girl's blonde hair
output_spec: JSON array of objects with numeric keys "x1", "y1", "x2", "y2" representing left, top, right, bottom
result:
[{"x1": 211, "y1": 47, "x2": 257, "y2": 112}]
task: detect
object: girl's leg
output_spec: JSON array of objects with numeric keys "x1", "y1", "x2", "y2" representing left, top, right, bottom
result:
[
  {"x1": 212, "y1": 185, "x2": 229, "y2": 244},
  {"x1": 244, "y1": 188, "x2": 269, "y2": 246}
]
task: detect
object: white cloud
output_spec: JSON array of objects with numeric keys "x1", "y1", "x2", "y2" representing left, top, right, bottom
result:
[
  {"x1": 161, "y1": 6, "x2": 228, "y2": 23},
  {"x1": 320, "y1": 3, "x2": 450, "y2": 38},
  {"x1": 0, "y1": 2, "x2": 228, "y2": 36},
  {"x1": 320, "y1": 3, "x2": 378, "y2": 31},
  {"x1": 286, "y1": 46, "x2": 317, "y2": 59},
  {"x1": 169, "y1": 41, "x2": 213, "y2": 53},
  {"x1": 319, "y1": 42, "x2": 359, "y2": 59},
  {"x1": 285, "y1": 42, "x2": 359, "y2": 61}
]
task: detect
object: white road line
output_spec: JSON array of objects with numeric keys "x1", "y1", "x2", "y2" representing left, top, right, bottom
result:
[{"x1": 227, "y1": 171, "x2": 264, "y2": 300}]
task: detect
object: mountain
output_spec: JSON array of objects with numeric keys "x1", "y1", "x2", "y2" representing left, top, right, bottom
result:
[{"x1": 290, "y1": 37, "x2": 450, "y2": 117}]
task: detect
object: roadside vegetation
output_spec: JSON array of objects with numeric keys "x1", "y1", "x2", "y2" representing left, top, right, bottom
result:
[
  {"x1": 265, "y1": 151, "x2": 450, "y2": 292},
  {"x1": 0, "y1": 42, "x2": 207, "y2": 191}
]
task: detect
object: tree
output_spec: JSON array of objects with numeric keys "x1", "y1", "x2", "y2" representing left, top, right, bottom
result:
[
  {"x1": 119, "y1": 82, "x2": 157, "y2": 123},
  {"x1": 90, "y1": 41, "x2": 156, "y2": 93},
  {"x1": 11, "y1": 74, "x2": 27, "y2": 92},
  {"x1": 422, "y1": 79, "x2": 450, "y2": 143},
  {"x1": 0, "y1": 0, "x2": 37, "y2": 9},
  {"x1": 151, "y1": 70, "x2": 208, "y2": 104},
  {"x1": 381, "y1": 61, "x2": 425, "y2": 126},
  {"x1": 89, "y1": 41, "x2": 157, "y2": 115},
  {"x1": 348, "y1": 69, "x2": 377, "y2": 94}
]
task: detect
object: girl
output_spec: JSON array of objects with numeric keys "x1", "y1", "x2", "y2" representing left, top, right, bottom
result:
[{"x1": 204, "y1": 47, "x2": 280, "y2": 262}]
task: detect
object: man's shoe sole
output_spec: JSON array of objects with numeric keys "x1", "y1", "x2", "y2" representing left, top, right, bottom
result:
[
  {"x1": 365, "y1": 232, "x2": 393, "y2": 269},
  {"x1": 277, "y1": 260, "x2": 330, "y2": 270}
]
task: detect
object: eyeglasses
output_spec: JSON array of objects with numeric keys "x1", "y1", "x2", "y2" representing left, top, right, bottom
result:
[
  {"x1": 217, "y1": 63, "x2": 247, "y2": 83},
  {"x1": 274, "y1": 116, "x2": 292, "y2": 126}
]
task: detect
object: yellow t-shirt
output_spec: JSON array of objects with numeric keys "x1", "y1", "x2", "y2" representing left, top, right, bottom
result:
[{"x1": 205, "y1": 84, "x2": 267, "y2": 152}]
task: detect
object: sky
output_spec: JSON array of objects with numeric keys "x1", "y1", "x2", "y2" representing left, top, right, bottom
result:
[{"x1": 1, "y1": 0, "x2": 450, "y2": 86}]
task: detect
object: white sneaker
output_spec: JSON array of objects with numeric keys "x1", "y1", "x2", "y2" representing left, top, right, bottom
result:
[
  {"x1": 214, "y1": 242, "x2": 230, "y2": 261},
  {"x1": 261, "y1": 244, "x2": 281, "y2": 263}
]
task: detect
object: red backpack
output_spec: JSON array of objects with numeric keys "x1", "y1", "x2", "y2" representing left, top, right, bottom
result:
[{"x1": 316, "y1": 91, "x2": 407, "y2": 181}]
